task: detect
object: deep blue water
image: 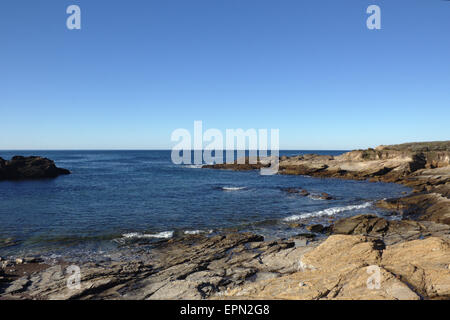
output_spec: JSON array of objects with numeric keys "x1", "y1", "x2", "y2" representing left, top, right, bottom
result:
[{"x1": 0, "y1": 150, "x2": 411, "y2": 260}]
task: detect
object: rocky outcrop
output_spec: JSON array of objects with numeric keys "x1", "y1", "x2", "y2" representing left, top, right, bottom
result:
[
  {"x1": 0, "y1": 233, "x2": 321, "y2": 300},
  {"x1": 377, "y1": 192, "x2": 450, "y2": 225},
  {"x1": 331, "y1": 214, "x2": 450, "y2": 245},
  {"x1": 202, "y1": 157, "x2": 269, "y2": 171},
  {"x1": 312, "y1": 192, "x2": 334, "y2": 200},
  {"x1": 376, "y1": 166, "x2": 450, "y2": 224},
  {"x1": 223, "y1": 235, "x2": 450, "y2": 300},
  {"x1": 0, "y1": 156, "x2": 70, "y2": 180},
  {"x1": 281, "y1": 188, "x2": 334, "y2": 200},
  {"x1": 2, "y1": 228, "x2": 449, "y2": 300},
  {"x1": 277, "y1": 147, "x2": 449, "y2": 182}
]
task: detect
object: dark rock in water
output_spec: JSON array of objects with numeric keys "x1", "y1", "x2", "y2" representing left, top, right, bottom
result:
[
  {"x1": 0, "y1": 238, "x2": 20, "y2": 248},
  {"x1": 299, "y1": 189, "x2": 310, "y2": 197},
  {"x1": 310, "y1": 192, "x2": 334, "y2": 200},
  {"x1": 288, "y1": 222, "x2": 305, "y2": 228},
  {"x1": 292, "y1": 233, "x2": 316, "y2": 239},
  {"x1": 281, "y1": 187, "x2": 310, "y2": 197},
  {"x1": 306, "y1": 224, "x2": 326, "y2": 233},
  {"x1": 282, "y1": 187, "x2": 300, "y2": 194},
  {"x1": 285, "y1": 189, "x2": 334, "y2": 200},
  {"x1": 318, "y1": 192, "x2": 334, "y2": 200},
  {"x1": 0, "y1": 156, "x2": 70, "y2": 180}
]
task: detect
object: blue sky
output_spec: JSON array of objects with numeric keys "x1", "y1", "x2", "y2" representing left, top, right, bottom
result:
[{"x1": 1, "y1": 0, "x2": 449, "y2": 150}]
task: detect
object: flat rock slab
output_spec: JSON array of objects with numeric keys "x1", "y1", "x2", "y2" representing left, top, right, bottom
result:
[{"x1": 0, "y1": 233, "x2": 320, "y2": 300}]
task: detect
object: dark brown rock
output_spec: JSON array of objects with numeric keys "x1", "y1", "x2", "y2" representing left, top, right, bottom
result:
[
  {"x1": 331, "y1": 214, "x2": 450, "y2": 245},
  {"x1": 306, "y1": 224, "x2": 326, "y2": 233},
  {"x1": 376, "y1": 192, "x2": 450, "y2": 225},
  {"x1": 282, "y1": 187, "x2": 301, "y2": 194},
  {"x1": 332, "y1": 214, "x2": 389, "y2": 235},
  {"x1": 281, "y1": 188, "x2": 310, "y2": 196},
  {"x1": 299, "y1": 189, "x2": 310, "y2": 196},
  {"x1": 317, "y1": 192, "x2": 334, "y2": 200}
]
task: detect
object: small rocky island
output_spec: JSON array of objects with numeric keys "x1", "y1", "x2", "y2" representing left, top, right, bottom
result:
[{"x1": 0, "y1": 156, "x2": 70, "y2": 180}]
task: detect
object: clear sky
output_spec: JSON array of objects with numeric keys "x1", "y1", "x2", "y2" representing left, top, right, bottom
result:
[{"x1": 1, "y1": 0, "x2": 449, "y2": 150}]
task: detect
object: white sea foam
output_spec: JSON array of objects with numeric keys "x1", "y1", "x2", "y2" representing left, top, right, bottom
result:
[
  {"x1": 222, "y1": 186, "x2": 246, "y2": 191},
  {"x1": 283, "y1": 202, "x2": 372, "y2": 222},
  {"x1": 184, "y1": 229, "x2": 213, "y2": 235},
  {"x1": 184, "y1": 230, "x2": 202, "y2": 235},
  {"x1": 184, "y1": 164, "x2": 203, "y2": 169},
  {"x1": 308, "y1": 195, "x2": 324, "y2": 201},
  {"x1": 122, "y1": 231, "x2": 174, "y2": 239}
]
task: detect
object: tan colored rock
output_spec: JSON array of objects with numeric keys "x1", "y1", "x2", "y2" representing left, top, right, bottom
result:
[
  {"x1": 381, "y1": 237, "x2": 450, "y2": 298},
  {"x1": 298, "y1": 235, "x2": 381, "y2": 273},
  {"x1": 223, "y1": 235, "x2": 450, "y2": 300}
]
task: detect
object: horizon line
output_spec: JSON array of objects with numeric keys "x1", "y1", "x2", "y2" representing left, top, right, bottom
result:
[{"x1": 0, "y1": 148, "x2": 351, "y2": 152}]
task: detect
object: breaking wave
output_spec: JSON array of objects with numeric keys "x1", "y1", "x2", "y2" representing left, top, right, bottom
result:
[
  {"x1": 121, "y1": 231, "x2": 174, "y2": 239},
  {"x1": 222, "y1": 186, "x2": 246, "y2": 191},
  {"x1": 184, "y1": 229, "x2": 213, "y2": 235},
  {"x1": 283, "y1": 202, "x2": 372, "y2": 221},
  {"x1": 184, "y1": 164, "x2": 203, "y2": 169}
]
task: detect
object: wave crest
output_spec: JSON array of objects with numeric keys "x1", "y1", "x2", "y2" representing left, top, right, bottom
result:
[
  {"x1": 121, "y1": 231, "x2": 174, "y2": 239},
  {"x1": 222, "y1": 186, "x2": 246, "y2": 191},
  {"x1": 283, "y1": 202, "x2": 372, "y2": 221}
]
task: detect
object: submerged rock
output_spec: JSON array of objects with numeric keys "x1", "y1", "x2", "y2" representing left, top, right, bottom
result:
[
  {"x1": 309, "y1": 192, "x2": 335, "y2": 200},
  {"x1": 0, "y1": 156, "x2": 70, "y2": 180},
  {"x1": 281, "y1": 187, "x2": 310, "y2": 196},
  {"x1": 306, "y1": 224, "x2": 327, "y2": 233}
]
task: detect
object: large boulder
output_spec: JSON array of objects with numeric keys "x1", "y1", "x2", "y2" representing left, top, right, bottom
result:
[
  {"x1": 331, "y1": 214, "x2": 389, "y2": 236},
  {"x1": 0, "y1": 156, "x2": 70, "y2": 180}
]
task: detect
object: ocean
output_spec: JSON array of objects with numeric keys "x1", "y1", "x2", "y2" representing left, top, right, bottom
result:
[{"x1": 0, "y1": 150, "x2": 410, "y2": 261}]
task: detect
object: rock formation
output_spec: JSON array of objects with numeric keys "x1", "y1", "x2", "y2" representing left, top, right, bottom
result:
[
  {"x1": 223, "y1": 235, "x2": 450, "y2": 300},
  {"x1": 0, "y1": 156, "x2": 70, "y2": 180},
  {"x1": 0, "y1": 233, "x2": 320, "y2": 300},
  {"x1": 331, "y1": 214, "x2": 450, "y2": 245}
]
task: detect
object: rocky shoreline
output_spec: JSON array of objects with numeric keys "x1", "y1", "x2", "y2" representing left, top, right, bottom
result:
[{"x1": 1, "y1": 141, "x2": 449, "y2": 300}]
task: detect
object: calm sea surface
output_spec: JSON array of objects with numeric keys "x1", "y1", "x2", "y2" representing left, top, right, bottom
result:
[{"x1": 0, "y1": 150, "x2": 410, "y2": 260}]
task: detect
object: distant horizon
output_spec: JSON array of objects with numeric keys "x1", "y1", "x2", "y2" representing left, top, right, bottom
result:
[
  {"x1": 0, "y1": 148, "x2": 350, "y2": 152},
  {"x1": 1, "y1": 139, "x2": 449, "y2": 152}
]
